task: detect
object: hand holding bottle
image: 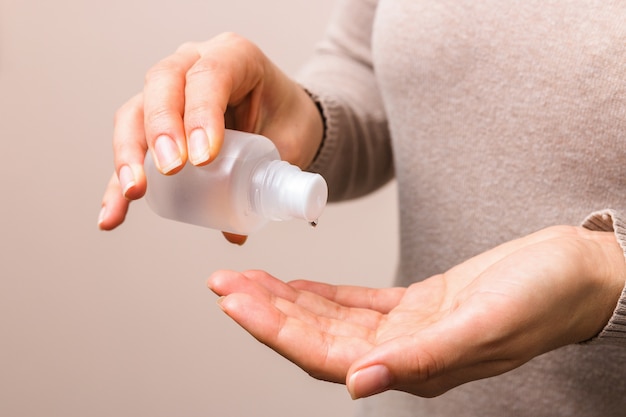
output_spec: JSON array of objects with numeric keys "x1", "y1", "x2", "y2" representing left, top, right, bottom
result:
[{"x1": 98, "y1": 32, "x2": 325, "y2": 241}]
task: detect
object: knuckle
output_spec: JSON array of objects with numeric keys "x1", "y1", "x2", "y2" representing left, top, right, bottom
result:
[
  {"x1": 112, "y1": 133, "x2": 137, "y2": 162},
  {"x1": 186, "y1": 56, "x2": 222, "y2": 78},
  {"x1": 113, "y1": 106, "x2": 125, "y2": 126},
  {"x1": 143, "y1": 62, "x2": 169, "y2": 85},
  {"x1": 176, "y1": 41, "x2": 198, "y2": 54},
  {"x1": 113, "y1": 94, "x2": 142, "y2": 125},
  {"x1": 112, "y1": 137, "x2": 131, "y2": 158},
  {"x1": 145, "y1": 104, "x2": 175, "y2": 127},
  {"x1": 184, "y1": 61, "x2": 234, "y2": 116},
  {"x1": 206, "y1": 31, "x2": 258, "y2": 56},
  {"x1": 215, "y1": 31, "x2": 245, "y2": 45},
  {"x1": 144, "y1": 56, "x2": 188, "y2": 86}
]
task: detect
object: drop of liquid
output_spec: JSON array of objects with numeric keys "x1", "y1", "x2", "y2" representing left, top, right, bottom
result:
[{"x1": 309, "y1": 220, "x2": 318, "y2": 228}]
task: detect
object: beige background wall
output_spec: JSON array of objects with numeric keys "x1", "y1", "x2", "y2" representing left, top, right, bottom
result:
[{"x1": 0, "y1": 0, "x2": 398, "y2": 416}]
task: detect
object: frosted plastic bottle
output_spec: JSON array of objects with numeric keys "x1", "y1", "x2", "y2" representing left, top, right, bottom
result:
[{"x1": 144, "y1": 129, "x2": 328, "y2": 235}]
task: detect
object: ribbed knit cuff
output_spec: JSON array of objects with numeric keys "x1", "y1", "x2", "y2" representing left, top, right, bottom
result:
[
  {"x1": 581, "y1": 209, "x2": 626, "y2": 345},
  {"x1": 298, "y1": 86, "x2": 342, "y2": 175}
]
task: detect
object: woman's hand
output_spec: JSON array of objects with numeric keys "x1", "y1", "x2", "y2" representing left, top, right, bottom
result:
[
  {"x1": 207, "y1": 226, "x2": 626, "y2": 398},
  {"x1": 98, "y1": 32, "x2": 324, "y2": 238}
]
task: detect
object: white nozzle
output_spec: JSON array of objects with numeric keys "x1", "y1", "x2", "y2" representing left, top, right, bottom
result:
[{"x1": 254, "y1": 160, "x2": 328, "y2": 222}]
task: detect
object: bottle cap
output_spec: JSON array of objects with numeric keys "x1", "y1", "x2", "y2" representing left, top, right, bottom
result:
[
  {"x1": 257, "y1": 161, "x2": 328, "y2": 222},
  {"x1": 281, "y1": 170, "x2": 328, "y2": 221}
]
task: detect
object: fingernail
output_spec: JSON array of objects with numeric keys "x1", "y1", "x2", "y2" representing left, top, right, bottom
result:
[
  {"x1": 154, "y1": 135, "x2": 182, "y2": 173},
  {"x1": 223, "y1": 232, "x2": 248, "y2": 246},
  {"x1": 98, "y1": 205, "x2": 107, "y2": 228},
  {"x1": 216, "y1": 296, "x2": 227, "y2": 311},
  {"x1": 348, "y1": 365, "x2": 392, "y2": 400},
  {"x1": 188, "y1": 128, "x2": 211, "y2": 165},
  {"x1": 118, "y1": 165, "x2": 136, "y2": 198}
]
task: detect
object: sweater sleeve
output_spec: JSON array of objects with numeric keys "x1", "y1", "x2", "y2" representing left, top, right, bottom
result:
[
  {"x1": 581, "y1": 209, "x2": 626, "y2": 345},
  {"x1": 296, "y1": 0, "x2": 394, "y2": 202}
]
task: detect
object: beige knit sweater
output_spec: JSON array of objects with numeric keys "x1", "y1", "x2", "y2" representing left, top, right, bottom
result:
[{"x1": 300, "y1": 0, "x2": 626, "y2": 415}]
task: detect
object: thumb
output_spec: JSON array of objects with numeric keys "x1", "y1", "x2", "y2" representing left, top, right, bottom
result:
[
  {"x1": 347, "y1": 363, "x2": 394, "y2": 400},
  {"x1": 346, "y1": 330, "x2": 467, "y2": 399}
]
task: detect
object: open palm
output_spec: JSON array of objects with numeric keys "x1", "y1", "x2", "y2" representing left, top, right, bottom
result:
[{"x1": 207, "y1": 226, "x2": 624, "y2": 398}]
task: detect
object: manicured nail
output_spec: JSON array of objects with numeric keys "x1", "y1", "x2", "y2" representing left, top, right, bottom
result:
[
  {"x1": 154, "y1": 135, "x2": 182, "y2": 173},
  {"x1": 348, "y1": 365, "x2": 392, "y2": 400},
  {"x1": 118, "y1": 165, "x2": 136, "y2": 198},
  {"x1": 188, "y1": 128, "x2": 211, "y2": 165},
  {"x1": 98, "y1": 205, "x2": 107, "y2": 228}
]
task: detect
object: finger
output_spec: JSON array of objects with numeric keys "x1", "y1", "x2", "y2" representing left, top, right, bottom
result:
[
  {"x1": 237, "y1": 270, "x2": 300, "y2": 300},
  {"x1": 142, "y1": 46, "x2": 203, "y2": 174},
  {"x1": 272, "y1": 294, "x2": 377, "y2": 340},
  {"x1": 208, "y1": 269, "x2": 276, "y2": 299},
  {"x1": 209, "y1": 270, "x2": 379, "y2": 340},
  {"x1": 209, "y1": 270, "x2": 372, "y2": 326},
  {"x1": 112, "y1": 93, "x2": 148, "y2": 200},
  {"x1": 409, "y1": 359, "x2": 519, "y2": 398},
  {"x1": 288, "y1": 280, "x2": 406, "y2": 314},
  {"x1": 183, "y1": 33, "x2": 266, "y2": 166},
  {"x1": 98, "y1": 172, "x2": 131, "y2": 230},
  {"x1": 349, "y1": 352, "x2": 518, "y2": 399},
  {"x1": 217, "y1": 291, "x2": 373, "y2": 383},
  {"x1": 241, "y1": 271, "x2": 385, "y2": 331},
  {"x1": 345, "y1": 298, "x2": 506, "y2": 398},
  {"x1": 348, "y1": 331, "x2": 524, "y2": 399},
  {"x1": 346, "y1": 330, "x2": 465, "y2": 399},
  {"x1": 345, "y1": 286, "x2": 534, "y2": 400}
]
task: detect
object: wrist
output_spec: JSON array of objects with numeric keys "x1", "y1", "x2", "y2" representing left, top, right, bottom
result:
[
  {"x1": 286, "y1": 84, "x2": 325, "y2": 169},
  {"x1": 578, "y1": 229, "x2": 626, "y2": 340},
  {"x1": 300, "y1": 87, "x2": 326, "y2": 168},
  {"x1": 258, "y1": 68, "x2": 324, "y2": 169}
]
